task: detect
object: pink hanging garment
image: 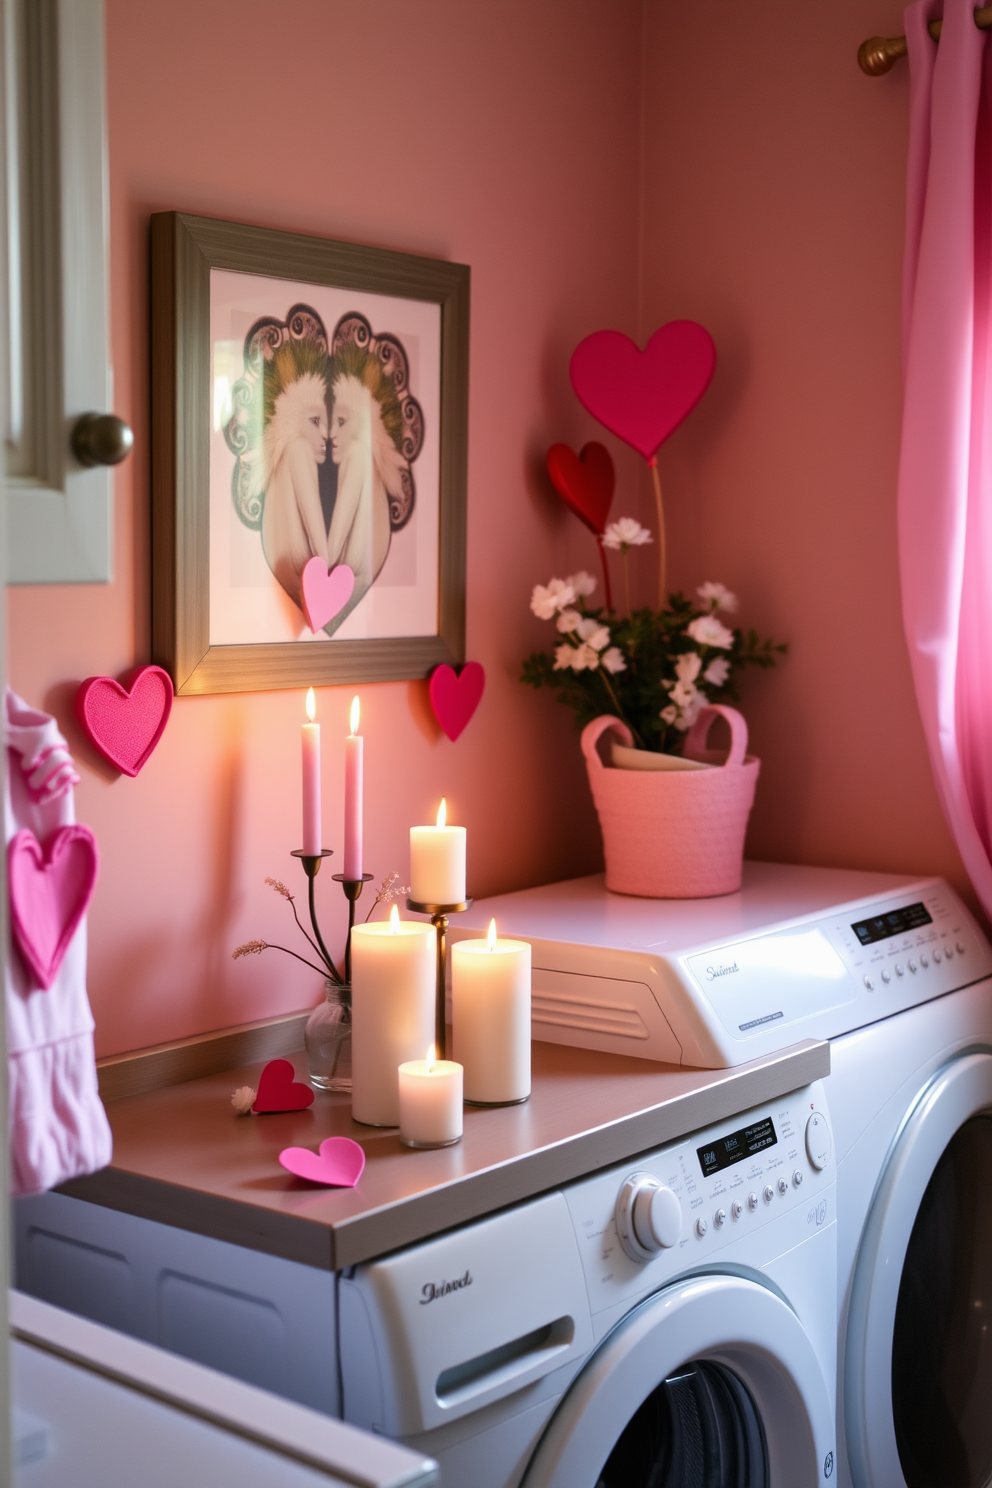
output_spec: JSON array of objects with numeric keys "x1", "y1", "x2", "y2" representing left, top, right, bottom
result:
[{"x1": 6, "y1": 688, "x2": 112, "y2": 1196}]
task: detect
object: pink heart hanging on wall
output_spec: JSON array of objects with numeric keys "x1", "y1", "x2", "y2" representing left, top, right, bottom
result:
[
  {"x1": 75, "y1": 665, "x2": 174, "y2": 778},
  {"x1": 301, "y1": 559, "x2": 355, "y2": 634},
  {"x1": 546, "y1": 442, "x2": 615, "y2": 534},
  {"x1": 8, "y1": 826, "x2": 99, "y2": 989},
  {"x1": 429, "y1": 663, "x2": 485, "y2": 742},
  {"x1": 569, "y1": 321, "x2": 717, "y2": 461}
]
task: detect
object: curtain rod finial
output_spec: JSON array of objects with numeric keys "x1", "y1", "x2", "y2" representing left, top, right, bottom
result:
[{"x1": 858, "y1": 35, "x2": 907, "y2": 75}]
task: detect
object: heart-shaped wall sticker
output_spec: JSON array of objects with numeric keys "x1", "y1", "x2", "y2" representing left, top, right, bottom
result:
[
  {"x1": 279, "y1": 1136, "x2": 366, "y2": 1187},
  {"x1": 429, "y1": 662, "x2": 485, "y2": 742},
  {"x1": 8, "y1": 826, "x2": 99, "y2": 990},
  {"x1": 546, "y1": 442, "x2": 615, "y2": 534},
  {"x1": 252, "y1": 1058, "x2": 315, "y2": 1113},
  {"x1": 570, "y1": 321, "x2": 716, "y2": 462},
  {"x1": 301, "y1": 559, "x2": 355, "y2": 633},
  {"x1": 75, "y1": 665, "x2": 174, "y2": 778}
]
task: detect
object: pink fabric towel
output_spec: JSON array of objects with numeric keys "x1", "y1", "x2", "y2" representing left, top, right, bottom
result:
[{"x1": 6, "y1": 688, "x2": 112, "y2": 1196}]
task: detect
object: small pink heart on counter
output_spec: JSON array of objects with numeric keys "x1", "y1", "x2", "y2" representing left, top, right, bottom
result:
[
  {"x1": 429, "y1": 662, "x2": 485, "y2": 742},
  {"x1": 279, "y1": 1136, "x2": 366, "y2": 1187},
  {"x1": 8, "y1": 826, "x2": 99, "y2": 989},
  {"x1": 75, "y1": 665, "x2": 174, "y2": 777},
  {"x1": 252, "y1": 1059, "x2": 315, "y2": 1113},
  {"x1": 301, "y1": 558, "x2": 355, "y2": 633}
]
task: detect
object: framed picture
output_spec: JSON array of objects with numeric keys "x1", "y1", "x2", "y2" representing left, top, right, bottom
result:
[{"x1": 150, "y1": 212, "x2": 470, "y2": 695}]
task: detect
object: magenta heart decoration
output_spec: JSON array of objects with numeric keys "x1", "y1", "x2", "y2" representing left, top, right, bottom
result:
[
  {"x1": 252, "y1": 1058, "x2": 315, "y2": 1113},
  {"x1": 546, "y1": 442, "x2": 615, "y2": 534},
  {"x1": 279, "y1": 1136, "x2": 366, "y2": 1187},
  {"x1": 8, "y1": 826, "x2": 99, "y2": 990},
  {"x1": 429, "y1": 662, "x2": 485, "y2": 742},
  {"x1": 569, "y1": 321, "x2": 717, "y2": 462},
  {"x1": 75, "y1": 665, "x2": 174, "y2": 778},
  {"x1": 301, "y1": 559, "x2": 355, "y2": 633}
]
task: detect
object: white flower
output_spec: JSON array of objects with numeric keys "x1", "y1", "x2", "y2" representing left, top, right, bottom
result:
[
  {"x1": 553, "y1": 643, "x2": 575, "y2": 671},
  {"x1": 674, "y1": 692, "x2": 706, "y2": 731},
  {"x1": 570, "y1": 642, "x2": 601, "y2": 671},
  {"x1": 686, "y1": 614, "x2": 734, "y2": 650},
  {"x1": 602, "y1": 646, "x2": 627, "y2": 674},
  {"x1": 601, "y1": 517, "x2": 653, "y2": 551},
  {"x1": 703, "y1": 656, "x2": 731, "y2": 687},
  {"x1": 670, "y1": 678, "x2": 697, "y2": 709},
  {"x1": 231, "y1": 1086, "x2": 256, "y2": 1116},
  {"x1": 531, "y1": 578, "x2": 576, "y2": 620},
  {"x1": 566, "y1": 570, "x2": 597, "y2": 598},
  {"x1": 556, "y1": 608, "x2": 582, "y2": 634},
  {"x1": 696, "y1": 581, "x2": 738, "y2": 614},
  {"x1": 660, "y1": 704, "x2": 678, "y2": 725},
  {"x1": 576, "y1": 618, "x2": 610, "y2": 651},
  {"x1": 674, "y1": 652, "x2": 702, "y2": 684}
]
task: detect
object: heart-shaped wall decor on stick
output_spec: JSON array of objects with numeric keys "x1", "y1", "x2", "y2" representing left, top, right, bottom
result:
[
  {"x1": 8, "y1": 826, "x2": 99, "y2": 989},
  {"x1": 546, "y1": 442, "x2": 615, "y2": 534},
  {"x1": 301, "y1": 558, "x2": 355, "y2": 633},
  {"x1": 429, "y1": 662, "x2": 485, "y2": 742},
  {"x1": 75, "y1": 665, "x2": 174, "y2": 778},
  {"x1": 569, "y1": 321, "x2": 717, "y2": 462},
  {"x1": 252, "y1": 1058, "x2": 315, "y2": 1113},
  {"x1": 279, "y1": 1136, "x2": 366, "y2": 1187}
]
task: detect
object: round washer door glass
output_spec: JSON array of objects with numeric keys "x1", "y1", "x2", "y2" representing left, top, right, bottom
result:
[{"x1": 892, "y1": 1115, "x2": 992, "y2": 1488}]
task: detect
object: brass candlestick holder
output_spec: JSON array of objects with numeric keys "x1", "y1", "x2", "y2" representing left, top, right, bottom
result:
[{"x1": 406, "y1": 897, "x2": 474, "y2": 1059}]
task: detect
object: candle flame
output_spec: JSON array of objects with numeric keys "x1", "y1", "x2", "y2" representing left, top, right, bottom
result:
[
  {"x1": 436, "y1": 797, "x2": 447, "y2": 828},
  {"x1": 305, "y1": 687, "x2": 316, "y2": 723},
  {"x1": 350, "y1": 695, "x2": 360, "y2": 735},
  {"x1": 426, "y1": 1043, "x2": 436, "y2": 1072},
  {"x1": 488, "y1": 918, "x2": 497, "y2": 950},
  {"x1": 389, "y1": 903, "x2": 400, "y2": 933}
]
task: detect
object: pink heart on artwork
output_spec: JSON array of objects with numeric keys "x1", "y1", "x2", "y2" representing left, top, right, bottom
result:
[
  {"x1": 75, "y1": 665, "x2": 174, "y2": 778},
  {"x1": 301, "y1": 559, "x2": 355, "y2": 633},
  {"x1": 8, "y1": 826, "x2": 99, "y2": 989},
  {"x1": 570, "y1": 321, "x2": 717, "y2": 462},
  {"x1": 252, "y1": 1058, "x2": 315, "y2": 1113},
  {"x1": 429, "y1": 662, "x2": 485, "y2": 742},
  {"x1": 279, "y1": 1137, "x2": 366, "y2": 1187}
]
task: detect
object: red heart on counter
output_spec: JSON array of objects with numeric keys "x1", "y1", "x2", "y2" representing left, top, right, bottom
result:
[
  {"x1": 75, "y1": 665, "x2": 174, "y2": 777},
  {"x1": 279, "y1": 1137, "x2": 366, "y2": 1187},
  {"x1": 8, "y1": 826, "x2": 99, "y2": 989},
  {"x1": 252, "y1": 1059, "x2": 315, "y2": 1113},
  {"x1": 301, "y1": 558, "x2": 355, "y2": 633},
  {"x1": 546, "y1": 441, "x2": 615, "y2": 534},
  {"x1": 570, "y1": 321, "x2": 716, "y2": 461},
  {"x1": 429, "y1": 662, "x2": 485, "y2": 742}
]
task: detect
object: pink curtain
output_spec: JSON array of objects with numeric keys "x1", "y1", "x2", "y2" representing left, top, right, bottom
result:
[{"x1": 900, "y1": 0, "x2": 992, "y2": 916}]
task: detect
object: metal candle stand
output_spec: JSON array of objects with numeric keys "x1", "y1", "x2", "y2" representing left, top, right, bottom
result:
[
  {"x1": 290, "y1": 849, "x2": 374, "y2": 996},
  {"x1": 406, "y1": 897, "x2": 474, "y2": 1059}
]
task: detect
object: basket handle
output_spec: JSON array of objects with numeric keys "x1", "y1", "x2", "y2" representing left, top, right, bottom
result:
[
  {"x1": 683, "y1": 705, "x2": 749, "y2": 768},
  {"x1": 581, "y1": 715, "x2": 632, "y2": 772}
]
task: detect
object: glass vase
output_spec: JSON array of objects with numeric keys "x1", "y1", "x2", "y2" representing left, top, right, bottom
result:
[{"x1": 305, "y1": 981, "x2": 352, "y2": 1092}]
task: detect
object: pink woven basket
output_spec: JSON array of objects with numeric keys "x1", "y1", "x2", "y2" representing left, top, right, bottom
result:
[{"x1": 581, "y1": 706, "x2": 760, "y2": 898}]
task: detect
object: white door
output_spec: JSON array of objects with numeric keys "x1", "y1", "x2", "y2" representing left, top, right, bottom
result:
[
  {"x1": 845, "y1": 1050, "x2": 992, "y2": 1488},
  {"x1": 521, "y1": 1274, "x2": 835, "y2": 1488}
]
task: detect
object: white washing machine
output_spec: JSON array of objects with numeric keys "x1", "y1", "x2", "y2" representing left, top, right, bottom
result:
[{"x1": 338, "y1": 1081, "x2": 837, "y2": 1488}]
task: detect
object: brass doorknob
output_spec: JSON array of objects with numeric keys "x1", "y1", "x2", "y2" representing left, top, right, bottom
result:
[{"x1": 71, "y1": 412, "x2": 134, "y2": 468}]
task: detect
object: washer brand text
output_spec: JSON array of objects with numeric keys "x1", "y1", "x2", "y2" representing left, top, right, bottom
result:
[{"x1": 420, "y1": 1270, "x2": 473, "y2": 1305}]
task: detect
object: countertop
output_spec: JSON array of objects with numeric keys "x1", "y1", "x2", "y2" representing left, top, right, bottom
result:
[{"x1": 62, "y1": 1038, "x2": 829, "y2": 1270}]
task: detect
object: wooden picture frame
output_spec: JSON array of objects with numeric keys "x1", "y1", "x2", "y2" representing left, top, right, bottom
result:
[{"x1": 150, "y1": 212, "x2": 470, "y2": 695}]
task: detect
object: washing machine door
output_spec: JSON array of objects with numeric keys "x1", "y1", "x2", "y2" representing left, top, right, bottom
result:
[
  {"x1": 846, "y1": 1049, "x2": 992, "y2": 1488},
  {"x1": 521, "y1": 1273, "x2": 835, "y2": 1488}
]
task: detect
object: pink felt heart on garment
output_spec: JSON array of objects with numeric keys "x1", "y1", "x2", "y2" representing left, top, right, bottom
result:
[
  {"x1": 301, "y1": 559, "x2": 355, "y2": 633},
  {"x1": 546, "y1": 442, "x2": 615, "y2": 534},
  {"x1": 252, "y1": 1058, "x2": 315, "y2": 1113},
  {"x1": 429, "y1": 662, "x2": 485, "y2": 742},
  {"x1": 8, "y1": 826, "x2": 99, "y2": 990},
  {"x1": 278, "y1": 1136, "x2": 366, "y2": 1187},
  {"x1": 569, "y1": 321, "x2": 717, "y2": 461},
  {"x1": 75, "y1": 665, "x2": 174, "y2": 778}
]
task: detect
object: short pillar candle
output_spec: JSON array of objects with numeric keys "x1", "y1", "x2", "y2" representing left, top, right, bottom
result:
[
  {"x1": 351, "y1": 907, "x2": 435, "y2": 1126},
  {"x1": 410, "y1": 798, "x2": 466, "y2": 904},
  {"x1": 452, "y1": 920, "x2": 531, "y2": 1105},
  {"x1": 398, "y1": 1047, "x2": 463, "y2": 1148}
]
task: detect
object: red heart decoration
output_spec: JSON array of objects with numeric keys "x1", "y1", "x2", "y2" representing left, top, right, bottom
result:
[
  {"x1": 279, "y1": 1136, "x2": 366, "y2": 1187},
  {"x1": 570, "y1": 321, "x2": 716, "y2": 462},
  {"x1": 8, "y1": 826, "x2": 99, "y2": 989},
  {"x1": 546, "y1": 442, "x2": 615, "y2": 534},
  {"x1": 252, "y1": 1058, "x2": 315, "y2": 1113},
  {"x1": 429, "y1": 662, "x2": 485, "y2": 742},
  {"x1": 75, "y1": 665, "x2": 174, "y2": 778},
  {"x1": 301, "y1": 558, "x2": 355, "y2": 633}
]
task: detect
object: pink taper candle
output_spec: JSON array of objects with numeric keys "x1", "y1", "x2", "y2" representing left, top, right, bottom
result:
[
  {"x1": 302, "y1": 687, "x2": 321, "y2": 855},
  {"x1": 344, "y1": 694, "x2": 363, "y2": 880}
]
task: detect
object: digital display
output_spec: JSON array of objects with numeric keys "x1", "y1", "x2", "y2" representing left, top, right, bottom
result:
[
  {"x1": 697, "y1": 1117, "x2": 777, "y2": 1178},
  {"x1": 851, "y1": 902, "x2": 932, "y2": 947}
]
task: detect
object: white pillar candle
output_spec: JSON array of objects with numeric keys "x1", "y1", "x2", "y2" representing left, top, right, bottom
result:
[
  {"x1": 410, "y1": 797, "x2": 466, "y2": 905},
  {"x1": 351, "y1": 906, "x2": 436, "y2": 1126},
  {"x1": 452, "y1": 919, "x2": 531, "y2": 1105},
  {"x1": 398, "y1": 1046, "x2": 463, "y2": 1148}
]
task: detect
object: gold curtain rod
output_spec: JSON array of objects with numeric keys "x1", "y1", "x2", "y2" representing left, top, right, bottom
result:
[{"x1": 859, "y1": 5, "x2": 992, "y2": 75}]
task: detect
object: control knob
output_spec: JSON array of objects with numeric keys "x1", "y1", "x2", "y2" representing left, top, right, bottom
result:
[
  {"x1": 805, "y1": 1111, "x2": 832, "y2": 1171},
  {"x1": 616, "y1": 1174, "x2": 684, "y2": 1262}
]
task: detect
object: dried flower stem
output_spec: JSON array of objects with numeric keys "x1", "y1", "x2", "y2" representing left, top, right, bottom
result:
[
  {"x1": 266, "y1": 877, "x2": 330, "y2": 973},
  {"x1": 232, "y1": 939, "x2": 329, "y2": 979}
]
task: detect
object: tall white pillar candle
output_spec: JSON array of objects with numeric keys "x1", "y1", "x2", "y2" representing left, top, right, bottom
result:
[
  {"x1": 410, "y1": 798, "x2": 466, "y2": 904},
  {"x1": 398, "y1": 1047, "x2": 463, "y2": 1148},
  {"x1": 351, "y1": 906, "x2": 435, "y2": 1126},
  {"x1": 302, "y1": 687, "x2": 321, "y2": 856},
  {"x1": 452, "y1": 920, "x2": 531, "y2": 1105},
  {"x1": 343, "y1": 695, "x2": 363, "y2": 880}
]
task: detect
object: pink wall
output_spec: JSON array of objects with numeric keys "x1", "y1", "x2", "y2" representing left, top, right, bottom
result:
[{"x1": 7, "y1": 0, "x2": 643, "y2": 1056}]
